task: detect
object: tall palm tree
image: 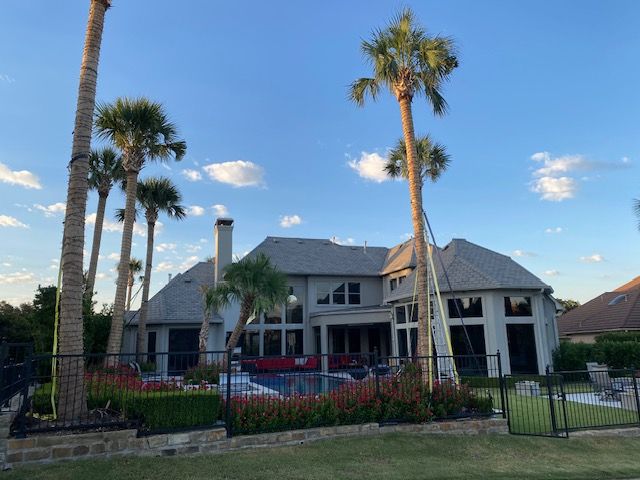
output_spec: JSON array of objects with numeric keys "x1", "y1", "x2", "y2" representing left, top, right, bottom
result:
[
  {"x1": 199, "y1": 285, "x2": 221, "y2": 365},
  {"x1": 207, "y1": 254, "x2": 288, "y2": 366},
  {"x1": 385, "y1": 135, "x2": 450, "y2": 185},
  {"x1": 122, "y1": 177, "x2": 186, "y2": 354},
  {"x1": 58, "y1": 0, "x2": 111, "y2": 422},
  {"x1": 126, "y1": 257, "x2": 143, "y2": 311},
  {"x1": 634, "y1": 199, "x2": 640, "y2": 230},
  {"x1": 85, "y1": 147, "x2": 123, "y2": 299},
  {"x1": 95, "y1": 98, "x2": 186, "y2": 355},
  {"x1": 349, "y1": 8, "x2": 457, "y2": 361}
]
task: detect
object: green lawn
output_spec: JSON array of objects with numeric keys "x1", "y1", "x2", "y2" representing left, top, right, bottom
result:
[{"x1": 6, "y1": 434, "x2": 640, "y2": 480}]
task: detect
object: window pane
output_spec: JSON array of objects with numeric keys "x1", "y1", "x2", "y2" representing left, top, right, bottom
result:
[
  {"x1": 507, "y1": 324, "x2": 538, "y2": 374},
  {"x1": 348, "y1": 294, "x2": 360, "y2": 305},
  {"x1": 409, "y1": 303, "x2": 418, "y2": 323},
  {"x1": 395, "y1": 306, "x2": 406, "y2": 324},
  {"x1": 264, "y1": 304, "x2": 282, "y2": 324},
  {"x1": 264, "y1": 330, "x2": 282, "y2": 356},
  {"x1": 397, "y1": 329, "x2": 408, "y2": 357},
  {"x1": 409, "y1": 328, "x2": 417, "y2": 357},
  {"x1": 448, "y1": 297, "x2": 483, "y2": 318},
  {"x1": 243, "y1": 331, "x2": 260, "y2": 356},
  {"x1": 317, "y1": 282, "x2": 330, "y2": 304},
  {"x1": 333, "y1": 283, "x2": 345, "y2": 304},
  {"x1": 390, "y1": 279, "x2": 397, "y2": 291},
  {"x1": 348, "y1": 328, "x2": 361, "y2": 353},
  {"x1": 348, "y1": 282, "x2": 360, "y2": 294},
  {"x1": 314, "y1": 326, "x2": 321, "y2": 354},
  {"x1": 504, "y1": 296, "x2": 532, "y2": 317},
  {"x1": 332, "y1": 327, "x2": 346, "y2": 353},
  {"x1": 286, "y1": 286, "x2": 304, "y2": 323},
  {"x1": 286, "y1": 329, "x2": 303, "y2": 355}
]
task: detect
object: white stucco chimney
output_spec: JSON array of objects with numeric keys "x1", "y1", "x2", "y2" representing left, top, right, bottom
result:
[{"x1": 214, "y1": 217, "x2": 234, "y2": 285}]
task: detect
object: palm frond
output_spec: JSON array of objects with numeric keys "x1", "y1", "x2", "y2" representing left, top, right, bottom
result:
[
  {"x1": 385, "y1": 134, "x2": 451, "y2": 184},
  {"x1": 348, "y1": 78, "x2": 380, "y2": 107}
]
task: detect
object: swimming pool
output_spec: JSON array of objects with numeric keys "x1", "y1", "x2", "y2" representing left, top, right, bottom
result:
[{"x1": 251, "y1": 373, "x2": 347, "y2": 395}]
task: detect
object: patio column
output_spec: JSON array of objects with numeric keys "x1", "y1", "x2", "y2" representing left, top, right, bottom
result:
[{"x1": 320, "y1": 323, "x2": 329, "y2": 373}]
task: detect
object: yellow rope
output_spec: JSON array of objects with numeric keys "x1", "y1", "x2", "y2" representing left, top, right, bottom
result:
[{"x1": 50, "y1": 249, "x2": 63, "y2": 420}]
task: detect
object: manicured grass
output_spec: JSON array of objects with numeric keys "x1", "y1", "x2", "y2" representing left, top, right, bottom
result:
[{"x1": 6, "y1": 434, "x2": 640, "y2": 480}]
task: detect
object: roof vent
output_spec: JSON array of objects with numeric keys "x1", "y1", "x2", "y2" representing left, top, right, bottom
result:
[
  {"x1": 272, "y1": 238, "x2": 279, "y2": 243},
  {"x1": 608, "y1": 294, "x2": 628, "y2": 306},
  {"x1": 184, "y1": 278, "x2": 192, "y2": 284},
  {"x1": 296, "y1": 240, "x2": 303, "y2": 244}
]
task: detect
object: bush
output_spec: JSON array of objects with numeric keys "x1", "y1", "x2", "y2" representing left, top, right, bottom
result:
[
  {"x1": 552, "y1": 341, "x2": 595, "y2": 370},
  {"x1": 553, "y1": 339, "x2": 640, "y2": 370},
  {"x1": 184, "y1": 363, "x2": 222, "y2": 385},
  {"x1": 594, "y1": 341, "x2": 640, "y2": 369},
  {"x1": 596, "y1": 332, "x2": 640, "y2": 343}
]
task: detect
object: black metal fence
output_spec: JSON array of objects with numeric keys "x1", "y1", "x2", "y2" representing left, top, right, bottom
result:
[
  {"x1": 7, "y1": 349, "x2": 504, "y2": 438},
  {"x1": 506, "y1": 366, "x2": 640, "y2": 437},
  {"x1": 0, "y1": 343, "x2": 33, "y2": 409}
]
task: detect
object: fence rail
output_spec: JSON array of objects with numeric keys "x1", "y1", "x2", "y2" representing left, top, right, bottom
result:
[{"x1": 6, "y1": 350, "x2": 503, "y2": 438}]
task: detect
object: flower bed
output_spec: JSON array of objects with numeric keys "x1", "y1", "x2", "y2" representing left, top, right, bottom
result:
[{"x1": 231, "y1": 376, "x2": 493, "y2": 435}]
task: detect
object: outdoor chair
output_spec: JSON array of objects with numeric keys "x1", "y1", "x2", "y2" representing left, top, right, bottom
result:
[{"x1": 587, "y1": 362, "x2": 624, "y2": 401}]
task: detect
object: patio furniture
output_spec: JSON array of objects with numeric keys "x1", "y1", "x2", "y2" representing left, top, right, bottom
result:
[{"x1": 587, "y1": 362, "x2": 624, "y2": 401}]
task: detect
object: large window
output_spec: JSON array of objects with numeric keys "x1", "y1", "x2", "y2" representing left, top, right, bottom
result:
[
  {"x1": 390, "y1": 278, "x2": 397, "y2": 291},
  {"x1": 395, "y1": 306, "x2": 406, "y2": 324},
  {"x1": 449, "y1": 325, "x2": 486, "y2": 356},
  {"x1": 506, "y1": 324, "x2": 538, "y2": 374},
  {"x1": 264, "y1": 330, "x2": 282, "y2": 356},
  {"x1": 316, "y1": 281, "x2": 361, "y2": 305},
  {"x1": 448, "y1": 297, "x2": 483, "y2": 318},
  {"x1": 397, "y1": 330, "x2": 408, "y2": 357},
  {"x1": 332, "y1": 328, "x2": 346, "y2": 353},
  {"x1": 286, "y1": 286, "x2": 304, "y2": 323},
  {"x1": 286, "y1": 329, "x2": 303, "y2": 355},
  {"x1": 264, "y1": 304, "x2": 282, "y2": 324},
  {"x1": 243, "y1": 331, "x2": 260, "y2": 356},
  {"x1": 504, "y1": 296, "x2": 532, "y2": 317}
]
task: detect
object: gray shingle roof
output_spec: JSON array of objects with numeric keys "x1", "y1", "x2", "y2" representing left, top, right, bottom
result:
[
  {"x1": 248, "y1": 237, "x2": 389, "y2": 277},
  {"x1": 126, "y1": 261, "x2": 220, "y2": 325},
  {"x1": 386, "y1": 238, "x2": 551, "y2": 301}
]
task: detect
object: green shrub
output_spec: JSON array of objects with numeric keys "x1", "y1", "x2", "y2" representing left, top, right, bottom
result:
[
  {"x1": 552, "y1": 341, "x2": 595, "y2": 370},
  {"x1": 596, "y1": 332, "x2": 640, "y2": 343},
  {"x1": 184, "y1": 363, "x2": 222, "y2": 385},
  {"x1": 553, "y1": 339, "x2": 640, "y2": 371},
  {"x1": 594, "y1": 341, "x2": 640, "y2": 370}
]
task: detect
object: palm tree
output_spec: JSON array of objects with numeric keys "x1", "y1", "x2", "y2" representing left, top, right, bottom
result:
[
  {"x1": 125, "y1": 177, "x2": 186, "y2": 354},
  {"x1": 126, "y1": 257, "x2": 143, "y2": 311},
  {"x1": 95, "y1": 98, "x2": 186, "y2": 355},
  {"x1": 349, "y1": 8, "x2": 457, "y2": 361},
  {"x1": 199, "y1": 285, "x2": 220, "y2": 365},
  {"x1": 206, "y1": 254, "x2": 288, "y2": 366},
  {"x1": 385, "y1": 135, "x2": 450, "y2": 186},
  {"x1": 85, "y1": 147, "x2": 123, "y2": 299},
  {"x1": 58, "y1": 0, "x2": 111, "y2": 422},
  {"x1": 634, "y1": 199, "x2": 640, "y2": 230}
]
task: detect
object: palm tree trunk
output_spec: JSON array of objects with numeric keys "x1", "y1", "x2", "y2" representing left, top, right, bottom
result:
[
  {"x1": 58, "y1": 0, "x2": 110, "y2": 422},
  {"x1": 397, "y1": 96, "x2": 431, "y2": 377},
  {"x1": 126, "y1": 271, "x2": 134, "y2": 311},
  {"x1": 223, "y1": 299, "x2": 253, "y2": 368},
  {"x1": 198, "y1": 313, "x2": 209, "y2": 365},
  {"x1": 136, "y1": 220, "x2": 155, "y2": 357},
  {"x1": 106, "y1": 168, "x2": 139, "y2": 357},
  {"x1": 85, "y1": 191, "x2": 108, "y2": 300}
]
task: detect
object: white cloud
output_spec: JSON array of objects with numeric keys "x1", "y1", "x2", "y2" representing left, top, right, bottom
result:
[
  {"x1": 0, "y1": 74, "x2": 15, "y2": 84},
  {"x1": 332, "y1": 236, "x2": 355, "y2": 246},
  {"x1": 107, "y1": 252, "x2": 120, "y2": 261},
  {"x1": 156, "y1": 243, "x2": 176, "y2": 253},
  {"x1": 199, "y1": 238, "x2": 208, "y2": 244},
  {"x1": 186, "y1": 243, "x2": 202, "y2": 254},
  {"x1": 529, "y1": 152, "x2": 630, "y2": 201},
  {"x1": 544, "y1": 270, "x2": 560, "y2": 277},
  {"x1": 233, "y1": 251, "x2": 250, "y2": 260},
  {"x1": 86, "y1": 213, "x2": 148, "y2": 237},
  {"x1": 34, "y1": 202, "x2": 66, "y2": 217},
  {"x1": 0, "y1": 271, "x2": 36, "y2": 285},
  {"x1": 155, "y1": 261, "x2": 174, "y2": 272},
  {"x1": 347, "y1": 152, "x2": 389, "y2": 183},
  {"x1": 2, "y1": 262, "x2": 11, "y2": 267},
  {"x1": 280, "y1": 214, "x2": 302, "y2": 228},
  {"x1": 580, "y1": 254, "x2": 605, "y2": 263},
  {"x1": 0, "y1": 215, "x2": 28, "y2": 228},
  {"x1": 187, "y1": 205, "x2": 206, "y2": 217},
  {"x1": 95, "y1": 272, "x2": 109, "y2": 280},
  {"x1": 181, "y1": 169, "x2": 202, "y2": 182},
  {"x1": 530, "y1": 176, "x2": 576, "y2": 201},
  {"x1": 179, "y1": 256, "x2": 199, "y2": 270},
  {"x1": 512, "y1": 250, "x2": 537, "y2": 258},
  {"x1": 545, "y1": 227, "x2": 563, "y2": 234},
  {"x1": 202, "y1": 160, "x2": 265, "y2": 187},
  {"x1": 212, "y1": 204, "x2": 229, "y2": 217},
  {"x1": 0, "y1": 163, "x2": 42, "y2": 189}
]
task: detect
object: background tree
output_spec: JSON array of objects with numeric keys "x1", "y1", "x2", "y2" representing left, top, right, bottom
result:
[
  {"x1": 349, "y1": 8, "x2": 457, "y2": 362},
  {"x1": 206, "y1": 254, "x2": 288, "y2": 365},
  {"x1": 126, "y1": 257, "x2": 143, "y2": 311},
  {"x1": 95, "y1": 97, "x2": 186, "y2": 355},
  {"x1": 385, "y1": 135, "x2": 450, "y2": 186},
  {"x1": 557, "y1": 298, "x2": 581, "y2": 313},
  {"x1": 58, "y1": 0, "x2": 111, "y2": 421},
  {"x1": 85, "y1": 147, "x2": 123, "y2": 299},
  {"x1": 117, "y1": 177, "x2": 186, "y2": 354}
]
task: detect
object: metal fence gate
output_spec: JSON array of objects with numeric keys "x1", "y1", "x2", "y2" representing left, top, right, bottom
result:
[{"x1": 505, "y1": 366, "x2": 640, "y2": 438}]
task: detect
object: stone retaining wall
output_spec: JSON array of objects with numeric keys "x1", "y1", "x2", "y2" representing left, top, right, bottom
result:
[{"x1": 3, "y1": 417, "x2": 508, "y2": 469}]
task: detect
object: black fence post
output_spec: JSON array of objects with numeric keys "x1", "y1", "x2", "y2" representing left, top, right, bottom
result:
[
  {"x1": 496, "y1": 351, "x2": 506, "y2": 419},
  {"x1": 373, "y1": 347, "x2": 380, "y2": 399},
  {"x1": 15, "y1": 352, "x2": 33, "y2": 439},
  {"x1": 225, "y1": 348, "x2": 233, "y2": 439},
  {"x1": 631, "y1": 367, "x2": 640, "y2": 426},
  {"x1": 545, "y1": 365, "x2": 558, "y2": 436}
]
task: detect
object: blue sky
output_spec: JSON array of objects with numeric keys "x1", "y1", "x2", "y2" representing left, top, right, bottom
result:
[{"x1": 0, "y1": 0, "x2": 639, "y2": 307}]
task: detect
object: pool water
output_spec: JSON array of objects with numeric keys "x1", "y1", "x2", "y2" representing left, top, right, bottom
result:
[{"x1": 251, "y1": 373, "x2": 347, "y2": 395}]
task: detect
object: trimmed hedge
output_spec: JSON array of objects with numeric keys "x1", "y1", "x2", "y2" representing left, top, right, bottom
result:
[
  {"x1": 596, "y1": 332, "x2": 640, "y2": 343},
  {"x1": 553, "y1": 339, "x2": 640, "y2": 371},
  {"x1": 32, "y1": 383, "x2": 222, "y2": 431}
]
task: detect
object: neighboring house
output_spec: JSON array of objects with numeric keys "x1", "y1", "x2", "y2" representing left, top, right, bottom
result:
[
  {"x1": 558, "y1": 276, "x2": 640, "y2": 343},
  {"x1": 124, "y1": 218, "x2": 560, "y2": 375}
]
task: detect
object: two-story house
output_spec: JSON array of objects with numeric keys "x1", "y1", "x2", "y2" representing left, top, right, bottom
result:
[{"x1": 123, "y1": 218, "x2": 560, "y2": 375}]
